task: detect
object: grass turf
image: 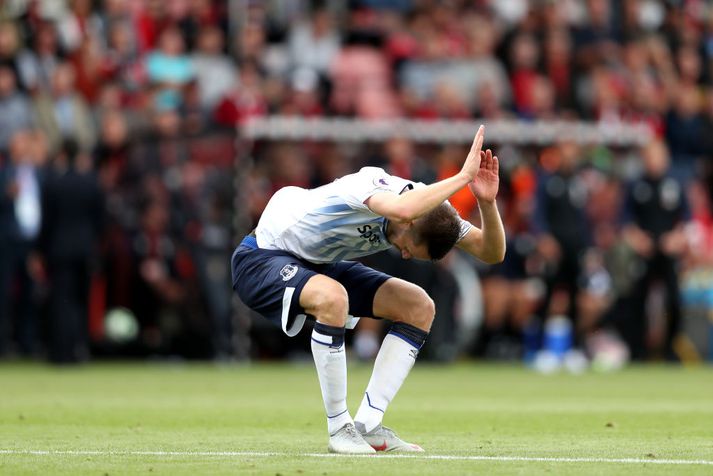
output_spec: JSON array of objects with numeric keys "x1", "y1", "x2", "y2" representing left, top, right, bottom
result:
[{"x1": 1, "y1": 361, "x2": 712, "y2": 475}]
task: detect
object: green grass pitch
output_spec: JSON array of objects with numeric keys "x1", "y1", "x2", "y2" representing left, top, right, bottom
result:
[{"x1": 1, "y1": 361, "x2": 712, "y2": 475}]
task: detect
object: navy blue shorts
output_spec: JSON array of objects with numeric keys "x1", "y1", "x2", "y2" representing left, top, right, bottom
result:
[{"x1": 231, "y1": 236, "x2": 392, "y2": 336}]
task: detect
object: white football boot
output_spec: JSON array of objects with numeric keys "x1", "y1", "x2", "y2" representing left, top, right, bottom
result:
[
  {"x1": 356, "y1": 423, "x2": 424, "y2": 452},
  {"x1": 328, "y1": 423, "x2": 377, "y2": 454}
]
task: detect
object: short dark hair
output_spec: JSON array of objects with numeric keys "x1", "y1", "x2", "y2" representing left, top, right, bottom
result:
[{"x1": 413, "y1": 202, "x2": 461, "y2": 260}]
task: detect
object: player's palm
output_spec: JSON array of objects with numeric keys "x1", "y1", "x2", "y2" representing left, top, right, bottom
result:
[{"x1": 468, "y1": 150, "x2": 499, "y2": 203}]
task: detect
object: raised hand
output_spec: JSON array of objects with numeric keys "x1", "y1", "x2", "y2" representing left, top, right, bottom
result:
[
  {"x1": 460, "y1": 125, "x2": 484, "y2": 181},
  {"x1": 468, "y1": 149, "x2": 500, "y2": 203}
]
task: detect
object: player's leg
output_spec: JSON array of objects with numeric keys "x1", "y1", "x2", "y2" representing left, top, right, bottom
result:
[
  {"x1": 232, "y1": 246, "x2": 373, "y2": 453},
  {"x1": 299, "y1": 275, "x2": 351, "y2": 432},
  {"x1": 352, "y1": 277, "x2": 432, "y2": 451},
  {"x1": 323, "y1": 261, "x2": 430, "y2": 451},
  {"x1": 299, "y1": 274, "x2": 375, "y2": 454}
]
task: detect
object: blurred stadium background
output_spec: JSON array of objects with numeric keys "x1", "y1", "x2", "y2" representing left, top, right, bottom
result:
[{"x1": 0, "y1": 0, "x2": 712, "y2": 369}]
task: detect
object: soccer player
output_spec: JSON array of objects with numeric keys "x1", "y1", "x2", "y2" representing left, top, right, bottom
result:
[{"x1": 231, "y1": 126, "x2": 505, "y2": 453}]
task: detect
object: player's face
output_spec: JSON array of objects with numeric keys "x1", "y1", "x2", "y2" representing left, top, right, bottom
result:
[{"x1": 391, "y1": 228, "x2": 430, "y2": 260}]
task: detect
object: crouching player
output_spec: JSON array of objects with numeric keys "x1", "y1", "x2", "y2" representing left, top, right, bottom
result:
[{"x1": 231, "y1": 126, "x2": 505, "y2": 453}]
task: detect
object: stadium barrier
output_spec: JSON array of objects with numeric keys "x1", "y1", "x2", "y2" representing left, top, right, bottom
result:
[{"x1": 240, "y1": 116, "x2": 653, "y2": 146}]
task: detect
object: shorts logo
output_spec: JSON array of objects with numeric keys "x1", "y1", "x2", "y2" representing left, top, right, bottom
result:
[{"x1": 280, "y1": 264, "x2": 299, "y2": 281}]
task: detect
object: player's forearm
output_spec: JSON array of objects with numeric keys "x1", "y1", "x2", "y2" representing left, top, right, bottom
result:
[
  {"x1": 476, "y1": 199, "x2": 506, "y2": 263},
  {"x1": 389, "y1": 172, "x2": 472, "y2": 222}
]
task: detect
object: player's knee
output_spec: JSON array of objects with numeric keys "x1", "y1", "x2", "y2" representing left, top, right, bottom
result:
[
  {"x1": 309, "y1": 283, "x2": 349, "y2": 327},
  {"x1": 414, "y1": 294, "x2": 436, "y2": 330},
  {"x1": 399, "y1": 289, "x2": 434, "y2": 331}
]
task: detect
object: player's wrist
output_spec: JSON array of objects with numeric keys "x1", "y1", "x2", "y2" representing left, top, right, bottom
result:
[
  {"x1": 456, "y1": 171, "x2": 474, "y2": 184},
  {"x1": 477, "y1": 196, "x2": 497, "y2": 206}
]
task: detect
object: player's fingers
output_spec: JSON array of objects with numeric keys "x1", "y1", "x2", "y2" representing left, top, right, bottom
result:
[
  {"x1": 493, "y1": 156, "x2": 499, "y2": 174},
  {"x1": 469, "y1": 125, "x2": 484, "y2": 157},
  {"x1": 468, "y1": 127, "x2": 482, "y2": 156},
  {"x1": 486, "y1": 149, "x2": 493, "y2": 169},
  {"x1": 480, "y1": 151, "x2": 486, "y2": 166}
]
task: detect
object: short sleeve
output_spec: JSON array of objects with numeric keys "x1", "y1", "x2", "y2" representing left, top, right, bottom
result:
[
  {"x1": 338, "y1": 167, "x2": 414, "y2": 211},
  {"x1": 436, "y1": 193, "x2": 474, "y2": 243},
  {"x1": 457, "y1": 217, "x2": 473, "y2": 242}
]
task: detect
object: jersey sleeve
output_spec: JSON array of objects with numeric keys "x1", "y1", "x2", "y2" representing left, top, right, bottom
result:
[
  {"x1": 339, "y1": 167, "x2": 414, "y2": 211},
  {"x1": 456, "y1": 216, "x2": 473, "y2": 242}
]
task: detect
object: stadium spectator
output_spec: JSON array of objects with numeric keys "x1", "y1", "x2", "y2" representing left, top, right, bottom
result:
[
  {"x1": 33, "y1": 61, "x2": 96, "y2": 153},
  {"x1": 69, "y1": 34, "x2": 105, "y2": 103},
  {"x1": 0, "y1": 63, "x2": 34, "y2": 152},
  {"x1": 102, "y1": 18, "x2": 140, "y2": 90},
  {"x1": 144, "y1": 25, "x2": 194, "y2": 110},
  {"x1": 130, "y1": 200, "x2": 185, "y2": 351},
  {"x1": 133, "y1": 0, "x2": 171, "y2": 54},
  {"x1": 0, "y1": 21, "x2": 22, "y2": 76},
  {"x1": 279, "y1": 67, "x2": 325, "y2": 117},
  {"x1": 213, "y1": 59, "x2": 267, "y2": 126},
  {"x1": 0, "y1": 130, "x2": 44, "y2": 356},
  {"x1": 93, "y1": 109, "x2": 135, "y2": 320},
  {"x1": 533, "y1": 141, "x2": 593, "y2": 337},
  {"x1": 620, "y1": 140, "x2": 690, "y2": 359},
  {"x1": 665, "y1": 83, "x2": 704, "y2": 183},
  {"x1": 40, "y1": 139, "x2": 104, "y2": 363},
  {"x1": 509, "y1": 32, "x2": 542, "y2": 117},
  {"x1": 543, "y1": 27, "x2": 575, "y2": 110},
  {"x1": 573, "y1": 0, "x2": 620, "y2": 69},
  {"x1": 191, "y1": 25, "x2": 236, "y2": 112},
  {"x1": 16, "y1": 20, "x2": 62, "y2": 92},
  {"x1": 179, "y1": 0, "x2": 224, "y2": 50},
  {"x1": 287, "y1": 7, "x2": 340, "y2": 79},
  {"x1": 56, "y1": 0, "x2": 102, "y2": 54},
  {"x1": 235, "y1": 21, "x2": 266, "y2": 66}
]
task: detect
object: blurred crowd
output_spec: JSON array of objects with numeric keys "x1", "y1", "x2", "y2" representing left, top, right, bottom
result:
[{"x1": 1, "y1": 0, "x2": 712, "y2": 363}]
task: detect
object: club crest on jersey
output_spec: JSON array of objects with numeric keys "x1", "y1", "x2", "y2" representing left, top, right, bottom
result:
[{"x1": 280, "y1": 264, "x2": 299, "y2": 281}]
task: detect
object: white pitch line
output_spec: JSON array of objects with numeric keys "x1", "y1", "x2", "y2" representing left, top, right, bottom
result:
[{"x1": 1, "y1": 450, "x2": 712, "y2": 466}]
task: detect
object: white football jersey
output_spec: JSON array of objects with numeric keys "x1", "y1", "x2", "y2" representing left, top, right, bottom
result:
[{"x1": 255, "y1": 166, "x2": 472, "y2": 263}]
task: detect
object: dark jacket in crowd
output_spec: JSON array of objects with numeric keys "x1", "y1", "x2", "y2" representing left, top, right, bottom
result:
[
  {"x1": 622, "y1": 175, "x2": 689, "y2": 239},
  {"x1": 0, "y1": 161, "x2": 18, "y2": 244},
  {"x1": 40, "y1": 167, "x2": 104, "y2": 263},
  {"x1": 533, "y1": 170, "x2": 591, "y2": 251}
]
